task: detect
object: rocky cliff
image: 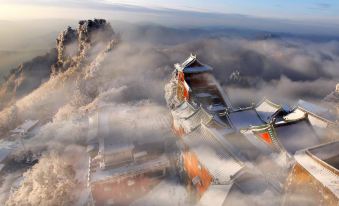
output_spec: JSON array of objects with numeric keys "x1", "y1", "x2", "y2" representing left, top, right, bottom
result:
[
  {"x1": 0, "y1": 19, "x2": 119, "y2": 135},
  {"x1": 0, "y1": 19, "x2": 116, "y2": 111},
  {"x1": 53, "y1": 19, "x2": 115, "y2": 73}
]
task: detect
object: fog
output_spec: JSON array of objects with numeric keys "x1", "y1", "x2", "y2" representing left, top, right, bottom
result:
[
  {"x1": 0, "y1": 19, "x2": 77, "y2": 82},
  {"x1": 0, "y1": 19, "x2": 338, "y2": 205}
]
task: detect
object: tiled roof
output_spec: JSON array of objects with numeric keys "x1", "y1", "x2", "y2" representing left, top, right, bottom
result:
[
  {"x1": 182, "y1": 125, "x2": 244, "y2": 183},
  {"x1": 255, "y1": 99, "x2": 281, "y2": 123},
  {"x1": 171, "y1": 101, "x2": 197, "y2": 119},
  {"x1": 181, "y1": 107, "x2": 213, "y2": 133},
  {"x1": 297, "y1": 99, "x2": 337, "y2": 123},
  {"x1": 91, "y1": 155, "x2": 170, "y2": 183},
  {"x1": 295, "y1": 148, "x2": 339, "y2": 198},
  {"x1": 175, "y1": 54, "x2": 213, "y2": 74},
  {"x1": 275, "y1": 119, "x2": 320, "y2": 154},
  {"x1": 228, "y1": 109, "x2": 265, "y2": 130}
]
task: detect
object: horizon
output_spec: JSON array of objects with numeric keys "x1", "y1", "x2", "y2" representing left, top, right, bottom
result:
[
  {"x1": 0, "y1": 1, "x2": 339, "y2": 36},
  {"x1": 0, "y1": 2, "x2": 338, "y2": 206},
  {"x1": 1, "y1": 0, "x2": 339, "y2": 21}
]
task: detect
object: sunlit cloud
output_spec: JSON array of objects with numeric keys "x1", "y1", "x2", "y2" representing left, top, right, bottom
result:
[{"x1": 0, "y1": 0, "x2": 338, "y2": 23}]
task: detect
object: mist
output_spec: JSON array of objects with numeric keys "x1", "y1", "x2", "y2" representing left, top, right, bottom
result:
[{"x1": 0, "y1": 18, "x2": 338, "y2": 205}]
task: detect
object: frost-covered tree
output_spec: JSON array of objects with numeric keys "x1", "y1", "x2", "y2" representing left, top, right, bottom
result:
[{"x1": 6, "y1": 153, "x2": 77, "y2": 206}]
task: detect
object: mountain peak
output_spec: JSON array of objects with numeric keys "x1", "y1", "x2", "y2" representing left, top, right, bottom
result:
[
  {"x1": 53, "y1": 19, "x2": 115, "y2": 73},
  {"x1": 0, "y1": 19, "x2": 117, "y2": 111}
]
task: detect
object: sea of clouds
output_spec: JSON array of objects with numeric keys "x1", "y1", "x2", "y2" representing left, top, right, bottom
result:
[{"x1": 0, "y1": 21, "x2": 338, "y2": 205}]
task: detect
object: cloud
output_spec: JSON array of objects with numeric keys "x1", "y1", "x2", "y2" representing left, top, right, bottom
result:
[
  {"x1": 0, "y1": 22, "x2": 338, "y2": 205},
  {"x1": 316, "y1": 3, "x2": 332, "y2": 9},
  {"x1": 154, "y1": 36, "x2": 338, "y2": 105},
  {"x1": 5, "y1": 151, "x2": 83, "y2": 206},
  {"x1": 1, "y1": 23, "x2": 338, "y2": 149}
]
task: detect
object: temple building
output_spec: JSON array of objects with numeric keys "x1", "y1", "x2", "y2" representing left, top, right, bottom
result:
[
  {"x1": 167, "y1": 54, "x2": 338, "y2": 205},
  {"x1": 174, "y1": 54, "x2": 232, "y2": 111},
  {"x1": 283, "y1": 141, "x2": 339, "y2": 206},
  {"x1": 87, "y1": 109, "x2": 171, "y2": 206},
  {"x1": 284, "y1": 99, "x2": 337, "y2": 139},
  {"x1": 82, "y1": 54, "x2": 338, "y2": 205}
]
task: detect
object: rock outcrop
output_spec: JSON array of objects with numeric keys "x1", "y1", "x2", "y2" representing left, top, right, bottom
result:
[
  {"x1": 53, "y1": 19, "x2": 115, "y2": 73},
  {"x1": 0, "y1": 19, "x2": 116, "y2": 111},
  {"x1": 56, "y1": 26, "x2": 77, "y2": 66}
]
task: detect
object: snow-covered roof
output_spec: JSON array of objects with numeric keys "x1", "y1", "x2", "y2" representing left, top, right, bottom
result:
[
  {"x1": 171, "y1": 101, "x2": 197, "y2": 119},
  {"x1": 189, "y1": 107, "x2": 214, "y2": 125},
  {"x1": 228, "y1": 109, "x2": 265, "y2": 130},
  {"x1": 238, "y1": 126, "x2": 293, "y2": 171},
  {"x1": 194, "y1": 92, "x2": 213, "y2": 98},
  {"x1": 240, "y1": 129, "x2": 275, "y2": 155},
  {"x1": 255, "y1": 99, "x2": 281, "y2": 123},
  {"x1": 214, "y1": 113, "x2": 232, "y2": 126},
  {"x1": 175, "y1": 54, "x2": 213, "y2": 74},
  {"x1": 91, "y1": 155, "x2": 170, "y2": 183},
  {"x1": 205, "y1": 118, "x2": 233, "y2": 135},
  {"x1": 248, "y1": 124, "x2": 283, "y2": 150},
  {"x1": 182, "y1": 125, "x2": 244, "y2": 183},
  {"x1": 308, "y1": 141, "x2": 339, "y2": 166},
  {"x1": 297, "y1": 100, "x2": 336, "y2": 123},
  {"x1": 284, "y1": 106, "x2": 334, "y2": 129},
  {"x1": 295, "y1": 143, "x2": 339, "y2": 198},
  {"x1": 283, "y1": 108, "x2": 306, "y2": 122},
  {"x1": 98, "y1": 134, "x2": 135, "y2": 161},
  {"x1": 181, "y1": 107, "x2": 213, "y2": 133},
  {"x1": 102, "y1": 143, "x2": 134, "y2": 156},
  {"x1": 222, "y1": 172, "x2": 279, "y2": 205},
  {"x1": 207, "y1": 103, "x2": 227, "y2": 113},
  {"x1": 205, "y1": 127, "x2": 255, "y2": 164},
  {"x1": 10, "y1": 119, "x2": 39, "y2": 134},
  {"x1": 275, "y1": 119, "x2": 320, "y2": 154}
]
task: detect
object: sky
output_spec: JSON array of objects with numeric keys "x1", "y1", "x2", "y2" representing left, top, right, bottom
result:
[
  {"x1": 0, "y1": 0, "x2": 339, "y2": 22},
  {"x1": 105, "y1": 0, "x2": 339, "y2": 19},
  {"x1": 0, "y1": 0, "x2": 339, "y2": 36}
]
